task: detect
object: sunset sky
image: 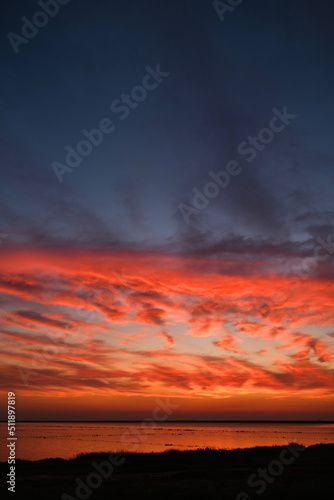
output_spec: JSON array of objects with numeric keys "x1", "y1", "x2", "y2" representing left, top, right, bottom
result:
[{"x1": 1, "y1": 0, "x2": 334, "y2": 420}]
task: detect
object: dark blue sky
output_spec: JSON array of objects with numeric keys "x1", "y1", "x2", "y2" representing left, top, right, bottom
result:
[{"x1": 1, "y1": 0, "x2": 334, "y2": 256}]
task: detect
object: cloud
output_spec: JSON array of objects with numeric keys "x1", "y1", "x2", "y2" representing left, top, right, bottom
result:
[
  {"x1": 0, "y1": 246, "x2": 333, "y2": 401},
  {"x1": 159, "y1": 330, "x2": 175, "y2": 347},
  {"x1": 213, "y1": 334, "x2": 240, "y2": 353},
  {"x1": 137, "y1": 305, "x2": 166, "y2": 325}
]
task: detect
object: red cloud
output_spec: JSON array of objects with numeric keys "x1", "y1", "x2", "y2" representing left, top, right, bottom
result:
[
  {"x1": 0, "y1": 246, "x2": 333, "y2": 413},
  {"x1": 159, "y1": 330, "x2": 175, "y2": 347},
  {"x1": 213, "y1": 334, "x2": 240, "y2": 353}
]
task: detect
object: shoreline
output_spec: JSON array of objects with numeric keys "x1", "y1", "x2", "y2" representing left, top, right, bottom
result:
[
  {"x1": 1, "y1": 441, "x2": 334, "y2": 464},
  {"x1": 1, "y1": 443, "x2": 333, "y2": 499}
]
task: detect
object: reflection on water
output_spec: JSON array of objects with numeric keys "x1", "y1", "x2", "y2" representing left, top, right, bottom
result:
[{"x1": 0, "y1": 422, "x2": 333, "y2": 461}]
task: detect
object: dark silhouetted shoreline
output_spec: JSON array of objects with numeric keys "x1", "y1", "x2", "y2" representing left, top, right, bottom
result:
[{"x1": 1, "y1": 443, "x2": 333, "y2": 499}]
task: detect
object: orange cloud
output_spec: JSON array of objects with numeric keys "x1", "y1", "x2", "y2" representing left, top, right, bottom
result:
[{"x1": 0, "y1": 246, "x2": 333, "y2": 418}]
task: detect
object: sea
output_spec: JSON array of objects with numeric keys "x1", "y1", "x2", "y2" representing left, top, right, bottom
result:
[{"x1": 1, "y1": 422, "x2": 333, "y2": 461}]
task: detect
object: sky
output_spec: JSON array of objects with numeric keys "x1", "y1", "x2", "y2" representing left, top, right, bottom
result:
[{"x1": 0, "y1": 0, "x2": 334, "y2": 421}]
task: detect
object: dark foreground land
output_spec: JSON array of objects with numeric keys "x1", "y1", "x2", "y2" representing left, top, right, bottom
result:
[{"x1": 1, "y1": 443, "x2": 333, "y2": 499}]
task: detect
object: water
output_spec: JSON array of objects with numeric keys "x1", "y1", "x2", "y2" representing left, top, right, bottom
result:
[{"x1": 1, "y1": 422, "x2": 333, "y2": 461}]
